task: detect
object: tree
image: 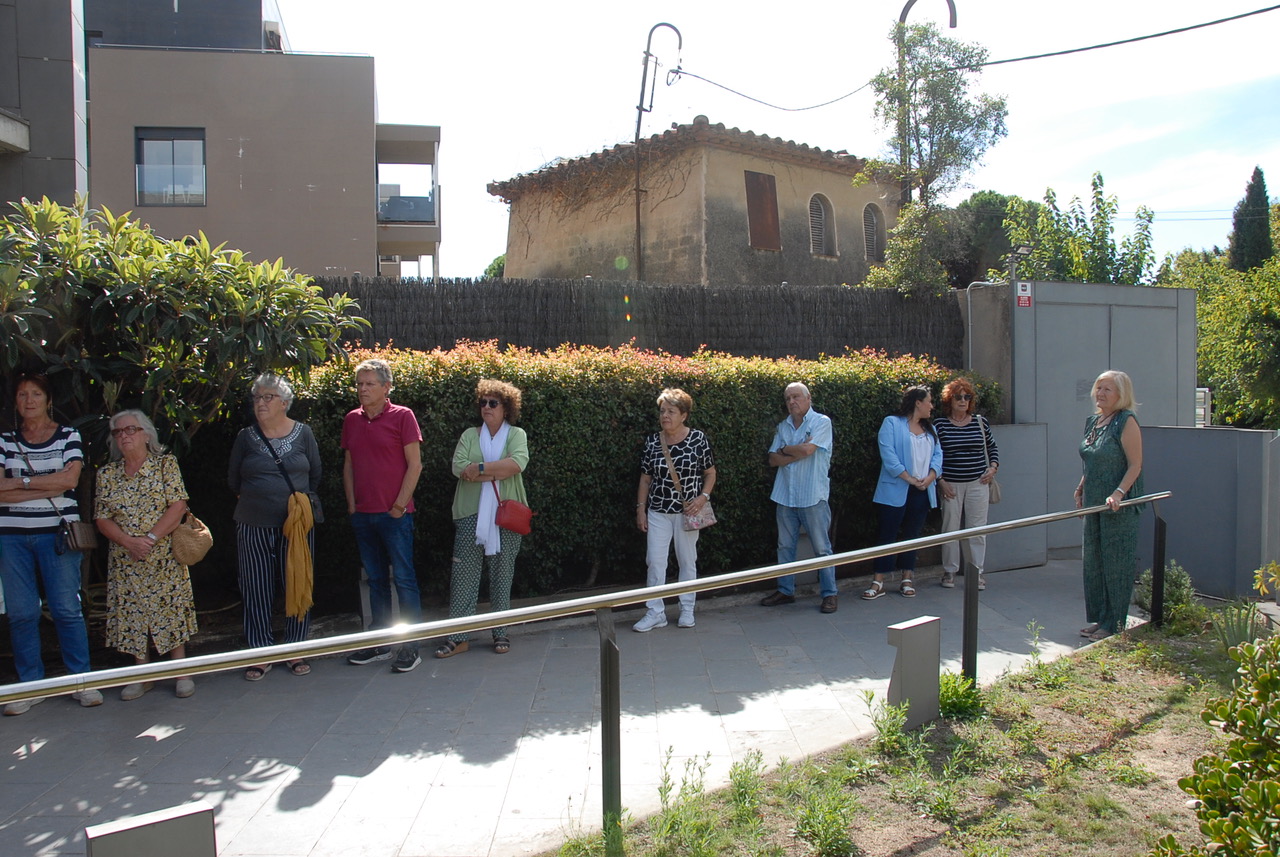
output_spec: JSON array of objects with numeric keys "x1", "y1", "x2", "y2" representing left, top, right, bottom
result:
[
  {"x1": 0, "y1": 197, "x2": 367, "y2": 453},
  {"x1": 932, "y1": 190, "x2": 1034, "y2": 288},
  {"x1": 862, "y1": 202, "x2": 949, "y2": 297},
  {"x1": 1000, "y1": 173, "x2": 1154, "y2": 286},
  {"x1": 483, "y1": 253, "x2": 505, "y2": 279},
  {"x1": 1227, "y1": 166, "x2": 1274, "y2": 272},
  {"x1": 865, "y1": 22, "x2": 1009, "y2": 209}
]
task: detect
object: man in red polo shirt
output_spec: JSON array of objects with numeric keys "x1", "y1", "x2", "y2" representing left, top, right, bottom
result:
[{"x1": 341, "y1": 359, "x2": 424, "y2": 673}]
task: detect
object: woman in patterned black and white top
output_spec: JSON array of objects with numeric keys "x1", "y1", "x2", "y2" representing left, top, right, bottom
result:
[
  {"x1": 633, "y1": 388, "x2": 716, "y2": 632},
  {"x1": 934, "y1": 378, "x2": 999, "y2": 591}
]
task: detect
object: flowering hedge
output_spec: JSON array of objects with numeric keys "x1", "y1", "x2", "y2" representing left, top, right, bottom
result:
[
  {"x1": 222, "y1": 340, "x2": 998, "y2": 613},
  {"x1": 183, "y1": 341, "x2": 998, "y2": 612}
]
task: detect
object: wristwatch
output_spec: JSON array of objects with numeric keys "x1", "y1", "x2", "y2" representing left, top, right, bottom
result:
[
  {"x1": 478, "y1": 462, "x2": 485, "y2": 475},
  {"x1": 145, "y1": 531, "x2": 159, "y2": 542},
  {"x1": 21, "y1": 476, "x2": 31, "y2": 489}
]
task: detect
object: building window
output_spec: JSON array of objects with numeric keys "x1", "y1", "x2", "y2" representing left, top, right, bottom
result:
[
  {"x1": 744, "y1": 171, "x2": 781, "y2": 251},
  {"x1": 809, "y1": 194, "x2": 836, "y2": 256},
  {"x1": 136, "y1": 128, "x2": 206, "y2": 206},
  {"x1": 863, "y1": 204, "x2": 885, "y2": 262}
]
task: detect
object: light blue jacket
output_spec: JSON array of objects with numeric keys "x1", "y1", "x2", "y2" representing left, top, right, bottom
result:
[{"x1": 872, "y1": 415, "x2": 942, "y2": 508}]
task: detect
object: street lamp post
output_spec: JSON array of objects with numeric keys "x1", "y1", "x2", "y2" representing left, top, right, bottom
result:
[
  {"x1": 896, "y1": 0, "x2": 957, "y2": 207},
  {"x1": 633, "y1": 23, "x2": 682, "y2": 283}
]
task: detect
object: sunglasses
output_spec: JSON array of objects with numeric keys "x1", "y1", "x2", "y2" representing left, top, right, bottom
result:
[
  {"x1": 478, "y1": 398, "x2": 502, "y2": 409},
  {"x1": 955, "y1": 394, "x2": 973, "y2": 401},
  {"x1": 110, "y1": 425, "x2": 144, "y2": 438}
]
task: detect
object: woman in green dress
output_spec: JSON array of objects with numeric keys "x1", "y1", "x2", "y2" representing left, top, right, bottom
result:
[{"x1": 1074, "y1": 370, "x2": 1144, "y2": 642}]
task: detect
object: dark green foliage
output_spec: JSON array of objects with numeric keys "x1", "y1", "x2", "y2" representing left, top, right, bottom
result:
[
  {"x1": 482, "y1": 254, "x2": 505, "y2": 279},
  {"x1": 1227, "y1": 167, "x2": 1274, "y2": 273},
  {"x1": 1002, "y1": 173, "x2": 1154, "y2": 286},
  {"x1": 0, "y1": 197, "x2": 366, "y2": 455},
  {"x1": 933, "y1": 190, "x2": 1034, "y2": 288},
  {"x1": 1148, "y1": 635, "x2": 1280, "y2": 857},
  {"x1": 278, "y1": 343, "x2": 998, "y2": 608}
]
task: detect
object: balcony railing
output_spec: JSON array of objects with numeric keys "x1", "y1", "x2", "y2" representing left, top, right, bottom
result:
[{"x1": 377, "y1": 195, "x2": 434, "y2": 223}]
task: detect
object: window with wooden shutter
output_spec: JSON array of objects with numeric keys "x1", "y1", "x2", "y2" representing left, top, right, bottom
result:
[
  {"x1": 745, "y1": 171, "x2": 781, "y2": 251},
  {"x1": 809, "y1": 194, "x2": 836, "y2": 256},
  {"x1": 863, "y1": 204, "x2": 884, "y2": 262}
]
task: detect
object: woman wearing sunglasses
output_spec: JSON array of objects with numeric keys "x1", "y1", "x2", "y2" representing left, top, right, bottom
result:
[
  {"x1": 95, "y1": 410, "x2": 197, "y2": 699},
  {"x1": 933, "y1": 378, "x2": 999, "y2": 591},
  {"x1": 436, "y1": 379, "x2": 529, "y2": 658}
]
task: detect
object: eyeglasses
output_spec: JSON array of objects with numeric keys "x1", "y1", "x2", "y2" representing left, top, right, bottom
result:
[
  {"x1": 955, "y1": 394, "x2": 973, "y2": 401},
  {"x1": 110, "y1": 425, "x2": 143, "y2": 438},
  {"x1": 478, "y1": 398, "x2": 502, "y2": 409},
  {"x1": 252, "y1": 394, "x2": 279, "y2": 404}
]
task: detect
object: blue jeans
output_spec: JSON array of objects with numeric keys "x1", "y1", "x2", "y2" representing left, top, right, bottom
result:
[
  {"x1": 0, "y1": 532, "x2": 92, "y2": 681},
  {"x1": 775, "y1": 501, "x2": 836, "y2": 597},
  {"x1": 350, "y1": 512, "x2": 421, "y2": 646},
  {"x1": 874, "y1": 487, "x2": 931, "y2": 575}
]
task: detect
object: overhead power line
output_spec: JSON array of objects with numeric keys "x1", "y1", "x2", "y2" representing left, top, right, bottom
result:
[{"x1": 674, "y1": 3, "x2": 1280, "y2": 113}]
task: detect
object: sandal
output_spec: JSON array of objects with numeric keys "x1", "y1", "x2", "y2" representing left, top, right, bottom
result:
[
  {"x1": 244, "y1": 664, "x2": 272, "y2": 681},
  {"x1": 900, "y1": 579, "x2": 916, "y2": 598},
  {"x1": 1086, "y1": 628, "x2": 1113, "y2": 642},
  {"x1": 1080, "y1": 623, "x2": 1100, "y2": 638},
  {"x1": 861, "y1": 580, "x2": 886, "y2": 600},
  {"x1": 287, "y1": 660, "x2": 311, "y2": 676},
  {"x1": 434, "y1": 640, "x2": 469, "y2": 659},
  {"x1": 493, "y1": 637, "x2": 511, "y2": 655}
]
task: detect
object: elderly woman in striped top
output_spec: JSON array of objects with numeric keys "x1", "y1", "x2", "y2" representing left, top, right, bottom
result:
[{"x1": 934, "y1": 378, "x2": 999, "y2": 591}]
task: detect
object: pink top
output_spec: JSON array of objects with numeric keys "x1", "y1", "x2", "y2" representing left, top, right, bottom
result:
[{"x1": 341, "y1": 402, "x2": 423, "y2": 513}]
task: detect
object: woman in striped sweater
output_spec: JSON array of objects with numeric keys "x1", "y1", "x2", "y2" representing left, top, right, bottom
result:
[{"x1": 934, "y1": 378, "x2": 999, "y2": 590}]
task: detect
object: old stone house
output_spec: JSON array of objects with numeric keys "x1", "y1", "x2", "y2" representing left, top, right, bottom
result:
[{"x1": 487, "y1": 115, "x2": 899, "y2": 286}]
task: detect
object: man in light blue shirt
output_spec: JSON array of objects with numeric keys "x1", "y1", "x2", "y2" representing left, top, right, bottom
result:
[{"x1": 760, "y1": 382, "x2": 838, "y2": 613}]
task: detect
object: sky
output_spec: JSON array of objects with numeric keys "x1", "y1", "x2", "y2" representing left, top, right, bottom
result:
[{"x1": 276, "y1": 0, "x2": 1280, "y2": 279}]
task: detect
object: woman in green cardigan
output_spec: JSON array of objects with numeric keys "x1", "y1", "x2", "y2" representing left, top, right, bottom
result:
[{"x1": 435, "y1": 379, "x2": 529, "y2": 658}]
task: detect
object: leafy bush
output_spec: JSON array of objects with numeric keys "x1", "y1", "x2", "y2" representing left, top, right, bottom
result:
[
  {"x1": 275, "y1": 342, "x2": 997, "y2": 609},
  {"x1": 1135, "y1": 559, "x2": 1196, "y2": 613},
  {"x1": 0, "y1": 197, "x2": 365, "y2": 454},
  {"x1": 1211, "y1": 602, "x2": 1269, "y2": 655},
  {"x1": 1149, "y1": 635, "x2": 1280, "y2": 857},
  {"x1": 940, "y1": 671, "x2": 985, "y2": 720}
]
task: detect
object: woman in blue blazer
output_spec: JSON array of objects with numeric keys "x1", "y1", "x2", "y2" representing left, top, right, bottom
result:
[{"x1": 863, "y1": 386, "x2": 942, "y2": 599}]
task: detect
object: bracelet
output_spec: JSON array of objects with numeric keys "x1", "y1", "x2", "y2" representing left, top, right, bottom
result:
[
  {"x1": 636, "y1": 503, "x2": 644, "y2": 509},
  {"x1": 700, "y1": 492, "x2": 710, "y2": 500},
  {"x1": 145, "y1": 531, "x2": 158, "y2": 542},
  {"x1": 392, "y1": 504, "x2": 406, "y2": 514}
]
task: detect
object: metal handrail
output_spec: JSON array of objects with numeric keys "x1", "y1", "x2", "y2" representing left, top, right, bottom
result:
[{"x1": 0, "y1": 492, "x2": 1171, "y2": 705}]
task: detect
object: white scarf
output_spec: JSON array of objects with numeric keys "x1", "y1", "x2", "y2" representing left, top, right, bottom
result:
[{"x1": 476, "y1": 421, "x2": 510, "y2": 556}]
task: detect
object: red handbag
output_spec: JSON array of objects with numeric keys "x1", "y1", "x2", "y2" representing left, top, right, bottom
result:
[{"x1": 492, "y1": 481, "x2": 533, "y2": 535}]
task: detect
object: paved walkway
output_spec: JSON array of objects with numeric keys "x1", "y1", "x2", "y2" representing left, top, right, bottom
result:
[{"x1": 0, "y1": 556, "x2": 1093, "y2": 857}]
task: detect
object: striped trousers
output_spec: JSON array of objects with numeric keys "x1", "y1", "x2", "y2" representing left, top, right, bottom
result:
[{"x1": 236, "y1": 523, "x2": 312, "y2": 649}]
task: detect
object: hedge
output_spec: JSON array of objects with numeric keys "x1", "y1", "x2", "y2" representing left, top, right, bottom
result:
[{"x1": 181, "y1": 341, "x2": 998, "y2": 614}]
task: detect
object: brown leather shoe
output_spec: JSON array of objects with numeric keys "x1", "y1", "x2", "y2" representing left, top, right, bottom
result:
[
  {"x1": 820, "y1": 596, "x2": 838, "y2": 614},
  {"x1": 760, "y1": 591, "x2": 796, "y2": 607}
]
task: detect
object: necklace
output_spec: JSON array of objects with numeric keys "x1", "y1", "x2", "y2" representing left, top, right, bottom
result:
[{"x1": 1086, "y1": 413, "x2": 1116, "y2": 446}]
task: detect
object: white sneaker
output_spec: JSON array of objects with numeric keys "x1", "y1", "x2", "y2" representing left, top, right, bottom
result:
[
  {"x1": 3, "y1": 696, "x2": 46, "y2": 716},
  {"x1": 72, "y1": 689, "x2": 104, "y2": 708},
  {"x1": 632, "y1": 611, "x2": 668, "y2": 633},
  {"x1": 678, "y1": 610, "x2": 695, "y2": 628}
]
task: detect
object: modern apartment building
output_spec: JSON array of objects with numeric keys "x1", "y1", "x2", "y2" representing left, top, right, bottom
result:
[{"x1": 0, "y1": 0, "x2": 439, "y2": 278}]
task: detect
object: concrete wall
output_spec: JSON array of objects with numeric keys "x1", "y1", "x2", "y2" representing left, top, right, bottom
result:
[
  {"x1": 984, "y1": 423, "x2": 1049, "y2": 572},
  {"x1": 968, "y1": 281, "x2": 1197, "y2": 548},
  {"x1": 502, "y1": 149, "x2": 704, "y2": 282},
  {"x1": 87, "y1": 46, "x2": 376, "y2": 276},
  {"x1": 501, "y1": 145, "x2": 898, "y2": 286},
  {"x1": 701, "y1": 149, "x2": 896, "y2": 287},
  {"x1": 0, "y1": 0, "x2": 89, "y2": 205},
  {"x1": 1136, "y1": 425, "x2": 1278, "y2": 599}
]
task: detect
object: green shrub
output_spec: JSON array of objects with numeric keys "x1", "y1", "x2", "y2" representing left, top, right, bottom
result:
[
  {"x1": 1211, "y1": 602, "x2": 1269, "y2": 655},
  {"x1": 1149, "y1": 635, "x2": 1280, "y2": 857},
  {"x1": 940, "y1": 671, "x2": 985, "y2": 720},
  {"x1": 262, "y1": 342, "x2": 997, "y2": 609},
  {"x1": 1134, "y1": 560, "x2": 1195, "y2": 613}
]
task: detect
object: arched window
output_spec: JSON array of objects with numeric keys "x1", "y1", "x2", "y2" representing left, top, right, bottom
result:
[
  {"x1": 808, "y1": 194, "x2": 836, "y2": 256},
  {"x1": 863, "y1": 204, "x2": 885, "y2": 262}
]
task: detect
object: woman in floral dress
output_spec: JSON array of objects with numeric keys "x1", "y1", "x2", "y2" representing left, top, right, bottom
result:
[{"x1": 95, "y1": 409, "x2": 197, "y2": 700}]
